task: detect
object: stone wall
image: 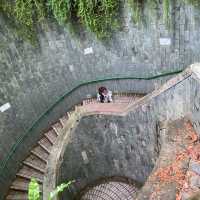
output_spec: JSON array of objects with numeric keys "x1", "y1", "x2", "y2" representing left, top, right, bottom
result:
[{"x1": 58, "y1": 114, "x2": 159, "y2": 199}]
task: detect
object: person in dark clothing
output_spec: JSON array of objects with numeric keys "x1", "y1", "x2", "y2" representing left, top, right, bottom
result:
[{"x1": 98, "y1": 86, "x2": 107, "y2": 103}]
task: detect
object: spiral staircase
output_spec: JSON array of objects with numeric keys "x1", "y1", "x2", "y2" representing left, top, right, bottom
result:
[{"x1": 5, "y1": 93, "x2": 143, "y2": 200}]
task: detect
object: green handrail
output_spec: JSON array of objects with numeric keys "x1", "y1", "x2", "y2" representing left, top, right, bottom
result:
[{"x1": 0, "y1": 68, "x2": 184, "y2": 178}]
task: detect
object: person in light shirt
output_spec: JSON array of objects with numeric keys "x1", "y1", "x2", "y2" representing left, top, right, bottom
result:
[{"x1": 97, "y1": 87, "x2": 112, "y2": 103}]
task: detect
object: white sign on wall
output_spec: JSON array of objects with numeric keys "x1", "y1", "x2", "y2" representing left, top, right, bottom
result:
[
  {"x1": 84, "y1": 47, "x2": 94, "y2": 55},
  {"x1": 159, "y1": 38, "x2": 171, "y2": 46},
  {"x1": 69, "y1": 65, "x2": 74, "y2": 72},
  {"x1": 0, "y1": 102, "x2": 11, "y2": 112},
  {"x1": 81, "y1": 151, "x2": 89, "y2": 164}
]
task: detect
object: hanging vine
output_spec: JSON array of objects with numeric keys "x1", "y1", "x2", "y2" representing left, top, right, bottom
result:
[
  {"x1": 163, "y1": 0, "x2": 170, "y2": 27},
  {"x1": 128, "y1": 0, "x2": 144, "y2": 24},
  {"x1": 0, "y1": 0, "x2": 46, "y2": 44},
  {"x1": 48, "y1": 0, "x2": 74, "y2": 25},
  {"x1": 187, "y1": 0, "x2": 200, "y2": 7},
  {"x1": 0, "y1": 0, "x2": 200, "y2": 44},
  {"x1": 76, "y1": 0, "x2": 120, "y2": 39}
]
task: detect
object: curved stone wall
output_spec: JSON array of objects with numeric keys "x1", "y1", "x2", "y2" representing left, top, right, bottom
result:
[{"x1": 57, "y1": 114, "x2": 159, "y2": 199}]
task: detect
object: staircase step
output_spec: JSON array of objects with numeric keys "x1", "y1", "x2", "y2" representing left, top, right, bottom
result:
[
  {"x1": 10, "y1": 178, "x2": 29, "y2": 192},
  {"x1": 54, "y1": 121, "x2": 63, "y2": 130},
  {"x1": 31, "y1": 147, "x2": 48, "y2": 163},
  {"x1": 31, "y1": 150, "x2": 47, "y2": 164},
  {"x1": 17, "y1": 165, "x2": 44, "y2": 183},
  {"x1": 44, "y1": 129, "x2": 57, "y2": 145},
  {"x1": 52, "y1": 122, "x2": 63, "y2": 136},
  {"x1": 6, "y1": 192, "x2": 28, "y2": 200},
  {"x1": 38, "y1": 137, "x2": 52, "y2": 154},
  {"x1": 10, "y1": 177, "x2": 42, "y2": 192},
  {"x1": 38, "y1": 142, "x2": 51, "y2": 154},
  {"x1": 67, "y1": 111, "x2": 73, "y2": 118},
  {"x1": 59, "y1": 114, "x2": 69, "y2": 127},
  {"x1": 25, "y1": 154, "x2": 46, "y2": 170},
  {"x1": 16, "y1": 173, "x2": 43, "y2": 184},
  {"x1": 23, "y1": 161, "x2": 45, "y2": 174}
]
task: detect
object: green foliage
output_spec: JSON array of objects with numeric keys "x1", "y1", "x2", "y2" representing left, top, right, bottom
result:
[
  {"x1": 0, "y1": 0, "x2": 120, "y2": 41},
  {"x1": 186, "y1": 0, "x2": 200, "y2": 7},
  {"x1": 128, "y1": 0, "x2": 144, "y2": 24},
  {"x1": 28, "y1": 178, "x2": 40, "y2": 200},
  {"x1": 14, "y1": 0, "x2": 46, "y2": 26},
  {"x1": 76, "y1": 0, "x2": 120, "y2": 39},
  {"x1": 163, "y1": 0, "x2": 170, "y2": 27},
  {"x1": 1, "y1": 0, "x2": 200, "y2": 43},
  {"x1": 0, "y1": 0, "x2": 14, "y2": 17},
  {"x1": 48, "y1": 0, "x2": 74, "y2": 25},
  {"x1": 28, "y1": 178, "x2": 74, "y2": 200},
  {"x1": 0, "y1": 0, "x2": 46, "y2": 44},
  {"x1": 48, "y1": 181, "x2": 75, "y2": 200},
  {"x1": 48, "y1": 0, "x2": 120, "y2": 39}
]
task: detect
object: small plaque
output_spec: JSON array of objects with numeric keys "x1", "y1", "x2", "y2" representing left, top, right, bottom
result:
[
  {"x1": 0, "y1": 102, "x2": 11, "y2": 112},
  {"x1": 69, "y1": 65, "x2": 74, "y2": 72},
  {"x1": 159, "y1": 38, "x2": 171, "y2": 46},
  {"x1": 81, "y1": 151, "x2": 89, "y2": 164},
  {"x1": 84, "y1": 47, "x2": 93, "y2": 55}
]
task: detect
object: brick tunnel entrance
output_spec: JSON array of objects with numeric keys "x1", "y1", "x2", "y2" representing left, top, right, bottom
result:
[{"x1": 76, "y1": 177, "x2": 141, "y2": 200}]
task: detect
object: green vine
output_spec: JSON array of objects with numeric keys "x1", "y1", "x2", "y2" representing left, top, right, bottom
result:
[
  {"x1": 76, "y1": 0, "x2": 120, "y2": 39},
  {"x1": 128, "y1": 0, "x2": 144, "y2": 24},
  {"x1": 0, "y1": 0, "x2": 200, "y2": 44},
  {"x1": 48, "y1": 0, "x2": 120, "y2": 39},
  {"x1": 163, "y1": 0, "x2": 170, "y2": 27},
  {"x1": 48, "y1": 0, "x2": 74, "y2": 25},
  {"x1": 187, "y1": 0, "x2": 200, "y2": 7},
  {"x1": 0, "y1": 0, "x2": 46, "y2": 44}
]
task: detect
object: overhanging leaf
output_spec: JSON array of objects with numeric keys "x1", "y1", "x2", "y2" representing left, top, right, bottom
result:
[
  {"x1": 48, "y1": 180, "x2": 75, "y2": 200},
  {"x1": 28, "y1": 178, "x2": 40, "y2": 200}
]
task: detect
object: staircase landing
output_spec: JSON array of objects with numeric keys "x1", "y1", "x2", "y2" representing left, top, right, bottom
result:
[{"x1": 83, "y1": 94, "x2": 144, "y2": 114}]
